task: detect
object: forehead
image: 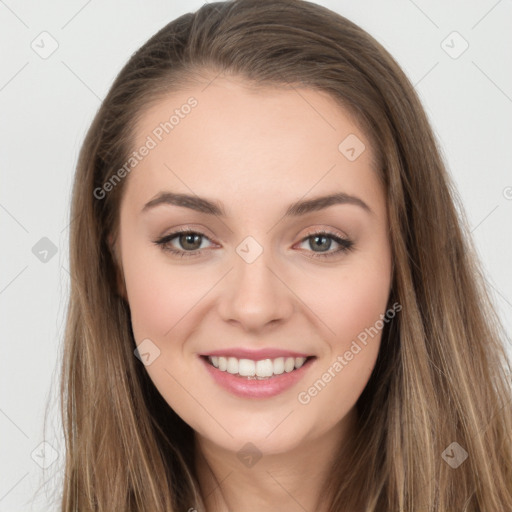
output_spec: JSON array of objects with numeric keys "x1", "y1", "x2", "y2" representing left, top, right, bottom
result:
[{"x1": 121, "y1": 77, "x2": 382, "y2": 216}]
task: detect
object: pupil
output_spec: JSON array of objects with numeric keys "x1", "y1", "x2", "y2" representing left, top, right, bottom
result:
[
  {"x1": 181, "y1": 233, "x2": 201, "y2": 250},
  {"x1": 312, "y1": 235, "x2": 330, "y2": 252}
]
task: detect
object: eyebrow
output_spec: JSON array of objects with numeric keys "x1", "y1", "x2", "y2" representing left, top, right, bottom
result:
[{"x1": 141, "y1": 191, "x2": 373, "y2": 217}]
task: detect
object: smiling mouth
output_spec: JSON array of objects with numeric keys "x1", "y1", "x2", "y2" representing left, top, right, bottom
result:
[{"x1": 202, "y1": 355, "x2": 316, "y2": 379}]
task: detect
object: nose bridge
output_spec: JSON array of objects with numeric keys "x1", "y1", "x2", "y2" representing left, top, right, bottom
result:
[{"x1": 217, "y1": 234, "x2": 293, "y2": 330}]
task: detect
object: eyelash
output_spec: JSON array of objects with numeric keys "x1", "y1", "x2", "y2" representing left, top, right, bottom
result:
[{"x1": 153, "y1": 227, "x2": 355, "y2": 260}]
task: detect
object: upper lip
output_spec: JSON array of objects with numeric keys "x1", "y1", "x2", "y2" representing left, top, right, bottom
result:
[{"x1": 200, "y1": 348, "x2": 313, "y2": 360}]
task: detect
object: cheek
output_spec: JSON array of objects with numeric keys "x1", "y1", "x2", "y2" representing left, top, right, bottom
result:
[
  {"x1": 123, "y1": 229, "x2": 392, "y2": 350},
  {"x1": 119, "y1": 225, "x2": 393, "y2": 445},
  {"x1": 304, "y1": 252, "x2": 392, "y2": 351},
  {"x1": 121, "y1": 239, "x2": 209, "y2": 341},
  {"x1": 293, "y1": 246, "x2": 392, "y2": 408},
  {"x1": 295, "y1": 263, "x2": 392, "y2": 425}
]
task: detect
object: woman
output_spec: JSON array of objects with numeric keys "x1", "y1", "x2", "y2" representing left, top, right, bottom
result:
[{"x1": 60, "y1": 0, "x2": 512, "y2": 510}]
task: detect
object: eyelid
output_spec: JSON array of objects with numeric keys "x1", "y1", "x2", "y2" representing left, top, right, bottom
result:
[
  {"x1": 294, "y1": 229, "x2": 354, "y2": 258},
  {"x1": 158, "y1": 224, "x2": 351, "y2": 243},
  {"x1": 152, "y1": 227, "x2": 216, "y2": 257},
  {"x1": 299, "y1": 225, "x2": 351, "y2": 240},
  {"x1": 158, "y1": 225, "x2": 216, "y2": 242},
  {"x1": 154, "y1": 225, "x2": 354, "y2": 259}
]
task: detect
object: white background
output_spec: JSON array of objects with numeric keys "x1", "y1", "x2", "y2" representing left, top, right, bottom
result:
[{"x1": 1, "y1": 1, "x2": 511, "y2": 510}]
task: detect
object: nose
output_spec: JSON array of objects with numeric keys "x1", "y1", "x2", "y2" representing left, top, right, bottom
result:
[{"x1": 217, "y1": 245, "x2": 294, "y2": 332}]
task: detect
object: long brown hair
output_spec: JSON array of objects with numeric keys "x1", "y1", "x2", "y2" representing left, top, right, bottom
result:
[{"x1": 60, "y1": 0, "x2": 512, "y2": 510}]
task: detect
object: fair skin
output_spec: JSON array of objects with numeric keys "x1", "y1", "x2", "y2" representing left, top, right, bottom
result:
[{"x1": 113, "y1": 74, "x2": 392, "y2": 511}]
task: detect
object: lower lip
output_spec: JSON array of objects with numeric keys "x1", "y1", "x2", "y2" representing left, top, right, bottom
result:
[{"x1": 200, "y1": 356, "x2": 315, "y2": 399}]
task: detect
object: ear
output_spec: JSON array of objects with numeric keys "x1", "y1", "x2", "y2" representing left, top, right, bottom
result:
[{"x1": 108, "y1": 233, "x2": 127, "y2": 300}]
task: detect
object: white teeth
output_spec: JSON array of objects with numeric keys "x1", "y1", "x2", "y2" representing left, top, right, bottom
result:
[
  {"x1": 284, "y1": 357, "x2": 295, "y2": 373},
  {"x1": 256, "y1": 359, "x2": 273, "y2": 377},
  {"x1": 238, "y1": 359, "x2": 255, "y2": 376},
  {"x1": 295, "y1": 357, "x2": 306, "y2": 369},
  {"x1": 273, "y1": 357, "x2": 285, "y2": 375},
  {"x1": 226, "y1": 357, "x2": 238, "y2": 374},
  {"x1": 207, "y1": 355, "x2": 311, "y2": 378}
]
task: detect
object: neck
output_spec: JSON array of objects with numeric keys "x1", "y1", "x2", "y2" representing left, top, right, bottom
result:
[{"x1": 194, "y1": 407, "x2": 358, "y2": 512}]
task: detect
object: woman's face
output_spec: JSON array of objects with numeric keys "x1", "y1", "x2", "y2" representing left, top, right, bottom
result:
[{"x1": 114, "y1": 76, "x2": 392, "y2": 455}]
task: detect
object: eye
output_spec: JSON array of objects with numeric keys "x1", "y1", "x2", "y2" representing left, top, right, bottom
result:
[
  {"x1": 153, "y1": 228, "x2": 355, "y2": 260},
  {"x1": 296, "y1": 230, "x2": 354, "y2": 259},
  {"x1": 153, "y1": 229, "x2": 214, "y2": 258}
]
